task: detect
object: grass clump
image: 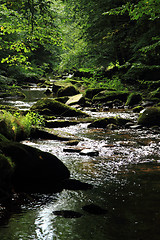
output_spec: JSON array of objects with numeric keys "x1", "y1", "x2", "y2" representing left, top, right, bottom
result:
[{"x1": 0, "y1": 111, "x2": 44, "y2": 141}]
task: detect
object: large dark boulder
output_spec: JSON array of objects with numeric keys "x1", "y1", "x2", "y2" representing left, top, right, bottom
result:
[
  {"x1": 57, "y1": 85, "x2": 80, "y2": 97},
  {"x1": 85, "y1": 88, "x2": 106, "y2": 99},
  {"x1": 30, "y1": 98, "x2": 88, "y2": 117},
  {"x1": 0, "y1": 141, "x2": 70, "y2": 193},
  {"x1": 125, "y1": 93, "x2": 142, "y2": 106},
  {"x1": 138, "y1": 107, "x2": 160, "y2": 127},
  {"x1": 0, "y1": 153, "x2": 14, "y2": 201}
]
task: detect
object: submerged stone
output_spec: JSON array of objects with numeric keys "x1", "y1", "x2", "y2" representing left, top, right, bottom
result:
[
  {"x1": 53, "y1": 210, "x2": 83, "y2": 218},
  {"x1": 82, "y1": 204, "x2": 108, "y2": 215}
]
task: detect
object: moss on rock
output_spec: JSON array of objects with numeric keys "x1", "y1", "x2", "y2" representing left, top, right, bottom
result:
[
  {"x1": 57, "y1": 85, "x2": 80, "y2": 97},
  {"x1": 92, "y1": 90, "x2": 129, "y2": 103},
  {"x1": 125, "y1": 93, "x2": 142, "y2": 106},
  {"x1": 30, "y1": 98, "x2": 88, "y2": 117},
  {"x1": 138, "y1": 107, "x2": 160, "y2": 127}
]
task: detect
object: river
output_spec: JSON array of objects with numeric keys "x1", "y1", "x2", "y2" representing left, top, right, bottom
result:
[{"x1": 0, "y1": 85, "x2": 160, "y2": 240}]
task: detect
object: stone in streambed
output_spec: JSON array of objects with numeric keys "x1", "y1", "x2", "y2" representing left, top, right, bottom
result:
[
  {"x1": 0, "y1": 141, "x2": 70, "y2": 193},
  {"x1": 30, "y1": 98, "x2": 88, "y2": 118},
  {"x1": 82, "y1": 204, "x2": 108, "y2": 215},
  {"x1": 138, "y1": 107, "x2": 160, "y2": 127},
  {"x1": 66, "y1": 94, "x2": 85, "y2": 106},
  {"x1": 53, "y1": 210, "x2": 83, "y2": 218},
  {"x1": 63, "y1": 179, "x2": 93, "y2": 190}
]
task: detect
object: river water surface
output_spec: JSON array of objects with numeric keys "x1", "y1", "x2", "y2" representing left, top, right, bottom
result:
[{"x1": 0, "y1": 86, "x2": 160, "y2": 240}]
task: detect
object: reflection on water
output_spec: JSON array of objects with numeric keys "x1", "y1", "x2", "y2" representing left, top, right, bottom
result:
[
  {"x1": 0, "y1": 120, "x2": 160, "y2": 239},
  {"x1": 0, "y1": 88, "x2": 160, "y2": 239}
]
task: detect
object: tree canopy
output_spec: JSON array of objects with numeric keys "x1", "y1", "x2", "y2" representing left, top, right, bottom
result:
[{"x1": 0, "y1": 0, "x2": 160, "y2": 80}]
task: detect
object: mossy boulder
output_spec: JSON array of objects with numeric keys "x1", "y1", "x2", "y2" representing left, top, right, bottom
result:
[
  {"x1": 88, "y1": 117, "x2": 130, "y2": 128},
  {"x1": 30, "y1": 98, "x2": 88, "y2": 117},
  {"x1": 125, "y1": 93, "x2": 142, "y2": 106},
  {"x1": 0, "y1": 141, "x2": 70, "y2": 193},
  {"x1": 85, "y1": 88, "x2": 106, "y2": 99},
  {"x1": 138, "y1": 107, "x2": 160, "y2": 127},
  {"x1": 57, "y1": 85, "x2": 80, "y2": 97},
  {"x1": 92, "y1": 90, "x2": 129, "y2": 103},
  {"x1": 52, "y1": 81, "x2": 72, "y2": 94}
]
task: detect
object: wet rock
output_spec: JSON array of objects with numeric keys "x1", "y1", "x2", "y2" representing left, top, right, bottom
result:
[
  {"x1": 133, "y1": 106, "x2": 144, "y2": 113},
  {"x1": 92, "y1": 90, "x2": 129, "y2": 103},
  {"x1": 88, "y1": 117, "x2": 130, "y2": 129},
  {"x1": 44, "y1": 89, "x2": 52, "y2": 96},
  {"x1": 82, "y1": 204, "x2": 108, "y2": 215},
  {"x1": 30, "y1": 127, "x2": 72, "y2": 141},
  {"x1": 125, "y1": 93, "x2": 142, "y2": 106},
  {"x1": 79, "y1": 149, "x2": 99, "y2": 156},
  {"x1": 138, "y1": 107, "x2": 160, "y2": 127},
  {"x1": 107, "y1": 123, "x2": 118, "y2": 130},
  {"x1": 65, "y1": 140, "x2": 80, "y2": 146},
  {"x1": 66, "y1": 94, "x2": 85, "y2": 106},
  {"x1": 53, "y1": 210, "x2": 83, "y2": 218},
  {"x1": 45, "y1": 119, "x2": 79, "y2": 128},
  {"x1": 88, "y1": 118, "x2": 113, "y2": 128},
  {"x1": 148, "y1": 88, "x2": 160, "y2": 100},
  {"x1": 63, "y1": 148, "x2": 82, "y2": 153},
  {"x1": 63, "y1": 179, "x2": 93, "y2": 190},
  {"x1": 54, "y1": 96, "x2": 69, "y2": 104},
  {"x1": 0, "y1": 141, "x2": 70, "y2": 193},
  {"x1": 30, "y1": 98, "x2": 89, "y2": 118},
  {"x1": 57, "y1": 85, "x2": 80, "y2": 97},
  {"x1": 85, "y1": 88, "x2": 106, "y2": 99}
]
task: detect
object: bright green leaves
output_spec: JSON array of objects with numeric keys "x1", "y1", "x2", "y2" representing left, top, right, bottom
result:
[
  {"x1": 0, "y1": 0, "x2": 63, "y2": 70},
  {"x1": 105, "y1": 0, "x2": 160, "y2": 21}
]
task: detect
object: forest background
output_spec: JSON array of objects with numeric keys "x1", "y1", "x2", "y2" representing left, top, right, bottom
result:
[{"x1": 0, "y1": 0, "x2": 160, "y2": 88}]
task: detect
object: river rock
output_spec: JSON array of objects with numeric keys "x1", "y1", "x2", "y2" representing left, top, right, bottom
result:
[
  {"x1": 30, "y1": 98, "x2": 88, "y2": 117},
  {"x1": 66, "y1": 94, "x2": 85, "y2": 106},
  {"x1": 57, "y1": 85, "x2": 80, "y2": 97},
  {"x1": 53, "y1": 210, "x2": 83, "y2": 218},
  {"x1": 85, "y1": 88, "x2": 106, "y2": 99},
  {"x1": 0, "y1": 141, "x2": 70, "y2": 192},
  {"x1": 88, "y1": 117, "x2": 130, "y2": 128},
  {"x1": 125, "y1": 93, "x2": 142, "y2": 106},
  {"x1": 138, "y1": 107, "x2": 160, "y2": 127},
  {"x1": 45, "y1": 119, "x2": 79, "y2": 128},
  {"x1": 82, "y1": 204, "x2": 108, "y2": 215},
  {"x1": 92, "y1": 90, "x2": 129, "y2": 103}
]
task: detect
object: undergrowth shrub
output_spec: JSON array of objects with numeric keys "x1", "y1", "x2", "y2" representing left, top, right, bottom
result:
[{"x1": 0, "y1": 111, "x2": 44, "y2": 141}]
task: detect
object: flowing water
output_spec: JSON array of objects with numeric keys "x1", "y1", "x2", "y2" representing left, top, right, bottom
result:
[{"x1": 0, "y1": 86, "x2": 160, "y2": 240}]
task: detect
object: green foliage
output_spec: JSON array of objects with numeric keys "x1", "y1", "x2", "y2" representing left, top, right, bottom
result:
[
  {"x1": 0, "y1": 111, "x2": 44, "y2": 140},
  {"x1": 0, "y1": 0, "x2": 63, "y2": 74}
]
